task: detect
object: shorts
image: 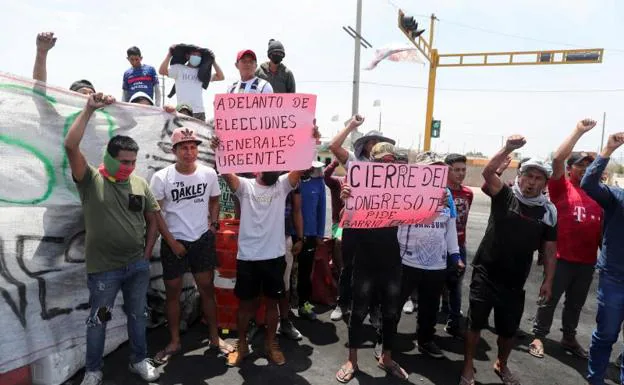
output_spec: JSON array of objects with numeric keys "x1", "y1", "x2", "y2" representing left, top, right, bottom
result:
[
  {"x1": 466, "y1": 270, "x2": 525, "y2": 338},
  {"x1": 235, "y1": 257, "x2": 286, "y2": 301},
  {"x1": 160, "y1": 231, "x2": 217, "y2": 281},
  {"x1": 284, "y1": 236, "x2": 294, "y2": 290}
]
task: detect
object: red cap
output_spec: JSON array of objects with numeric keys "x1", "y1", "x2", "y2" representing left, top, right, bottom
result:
[{"x1": 236, "y1": 49, "x2": 257, "y2": 62}]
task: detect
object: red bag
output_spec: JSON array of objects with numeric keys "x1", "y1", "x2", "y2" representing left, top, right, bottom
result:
[{"x1": 311, "y1": 238, "x2": 338, "y2": 306}]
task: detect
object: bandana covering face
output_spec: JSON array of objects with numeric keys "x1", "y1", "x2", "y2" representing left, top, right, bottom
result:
[
  {"x1": 512, "y1": 177, "x2": 558, "y2": 227},
  {"x1": 98, "y1": 151, "x2": 135, "y2": 183}
]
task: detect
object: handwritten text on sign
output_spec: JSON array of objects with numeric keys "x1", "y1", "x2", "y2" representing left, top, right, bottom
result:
[
  {"x1": 213, "y1": 94, "x2": 317, "y2": 173},
  {"x1": 340, "y1": 162, "x2": 449, "y2": 228}
]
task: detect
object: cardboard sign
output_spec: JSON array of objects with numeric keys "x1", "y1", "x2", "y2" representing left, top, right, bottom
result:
[
  {"x1": 213, "y1": 93, "x2": 317, "y2": 173},
  {"x1": 340, "y1": 162, "x2": 449, "y2": 228}
]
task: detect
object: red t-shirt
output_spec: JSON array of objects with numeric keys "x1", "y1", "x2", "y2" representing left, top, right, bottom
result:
[
  {"x1": 449, "y1": 185, "x2": 473, "y2": 247},
  {"x1": 548, "y1": 176, "x2": 602, "y2": 264}
]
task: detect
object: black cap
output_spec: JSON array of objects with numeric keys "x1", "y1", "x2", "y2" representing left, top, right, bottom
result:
[
  {"x1": 69, "y1": 79, "x2": 95, "y2": 93},
  {"x1": 567, "y1": 151, "x2": 595, "y2": 167},
  {"x1": 445, "y1": 153, "x2": 467, "y2": 165}
]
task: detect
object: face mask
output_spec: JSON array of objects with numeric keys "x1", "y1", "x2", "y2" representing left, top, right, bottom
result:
[
  {"x1": 269, "y1": 54, "x2": 283, "y2": 65},
  {"x1": 188, "y1": 55, "x2": 201, "y2": 67},
  {"x1": 261, "y1": 172, "x2": 280, "y2": 186},
  {"x1": 98, "y1": 151, "x2": 135, "y2": 183}
]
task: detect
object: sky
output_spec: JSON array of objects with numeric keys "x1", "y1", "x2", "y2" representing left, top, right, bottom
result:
[{"x1": 2, "y1": 0, "x2": 623, "y2": 160}]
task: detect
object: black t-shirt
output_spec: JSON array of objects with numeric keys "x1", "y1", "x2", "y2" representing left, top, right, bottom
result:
[{"x1": 473, "y1": 184, "x2": 557, "y2": 289}]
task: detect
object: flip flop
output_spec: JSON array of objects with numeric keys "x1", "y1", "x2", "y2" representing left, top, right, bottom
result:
[
  {"x1": 494, "y1": 365, "x2": 522, "y2": 385},
  {"x1": 336, "y1": 364, "x2": 358, "y2": 383},
  {"x1": 459, "y1": 376, "x2": 475, "y2": 385},
  {"x1": 528, "y1": 342, "x2": 544, "y2": 358},
  {"x1": 377, "y1": 360, "x2": 408, "y2": 380},
  {"x1": 561, "y1": 342, "x2": 588, "y2": 359},
  {"x1": 210, "y1": 339, "x2": 235, "y2": 355},
  {"x1": 153, "y1": 345, "x2": 181, "y2": 365}
]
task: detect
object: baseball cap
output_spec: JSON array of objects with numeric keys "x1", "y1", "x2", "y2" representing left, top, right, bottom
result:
[
  {"x1": 311, "y1": 160, "x2": 325, "y2": 168},
  {"x1": 370, "y1": 142, "x2": 396, "y2": 160},
  {"x1": 176, "y1": 103, "x2": 193, "y2": 114},
  {"x1": 567, "y1": 151, "x2": 595, "y2": 167},
  {"x1": 444, "y1": 153, "x2": 467, "y2": 165},
  {"x1": 69, "y1": 79, "x2": 95, "y2": 93},
  {"x1": 171, "y1": 127, "x2": 202, "y2": 146},
  {"x1": 414, "y1": 151, "x2": 446, "y2": 165},
  {"x1": 520, "y1": 158, "x2": 553, "y2": 179},
  {"x1": 129, "y1": 91, "x2": 154, "y2": 105},
  {"x1": 236, "y1": 49, "x2": 257, "y2": 62}
]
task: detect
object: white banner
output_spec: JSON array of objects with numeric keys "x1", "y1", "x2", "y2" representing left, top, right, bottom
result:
[{"x1": 0, "y1": 72, "x2": 214, "y2": 379}]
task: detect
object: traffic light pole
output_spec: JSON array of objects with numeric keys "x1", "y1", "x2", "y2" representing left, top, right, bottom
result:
[{"x1": 397, "y1": 10, "x2": 604, "y2": 151}]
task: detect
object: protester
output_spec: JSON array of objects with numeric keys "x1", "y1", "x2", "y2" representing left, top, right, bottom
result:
[
  {"x1": 278, "y1": 183, "x2": 304, "y2": 341},
  {"x1": 324, "y1": 159, "x2": 347, "y2": 321},
  {"x1": 159, "y1": 44, "x2": 224, "y2": 121},
  {"x1": 228, "y1": 49, "x2": 273, "y2": 94},
  {"x1": 444, "y1": 153, "x2": 474, "y2": 338},
  {"x1": 328, "y1": 115, "x2": 393, "y2": 329},
  {"x1": 297, "y1": 161, "x2": 327, "y2": 320},
  {"x1": 336, "y1": 142, "x2": 407, "y2": 383},
  {"x1": 529, "y1": 119, "x2": 602, "y2": 361},
  {"x1": 33, "y1": 32, "x2": 96, "y2": 94},
  {"x1": 581, "y1": 132, "x2": 624, "y2": 385},
  {"x1": 397, "y1": 152, "x2": 463, "y2": 360},
  {"x1": 460, "y1": 136, "x2": 557, "y2": 385},
  {"x1": 255, "y1": 39, "x2": 296, "y2": 93},
  {"x1": 218, "y1": 124, "x2": 321, "y2": 367},
  {"x1": 65, "y1": 93, "x2": 160, "y2": 384},
  {"x1": 122, "y1": 46, "x2": 161, "y2": 105},
  {"x1": 148, "y1": 127, "x2": 233, "y2": 364},
  {"x1": 129, "y1": 92, "x2": 154, "y2": 106}
]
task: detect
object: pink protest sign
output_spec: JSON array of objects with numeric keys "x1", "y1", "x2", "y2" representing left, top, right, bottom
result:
[
  {"x1": 213, "y1": 93, "x2": 317, "y2": 173},
  {"x1": 340, "y1": 162, "x2": 449, "y2": 229}
]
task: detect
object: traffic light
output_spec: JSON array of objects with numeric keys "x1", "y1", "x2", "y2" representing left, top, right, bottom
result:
[
  {"x1": 431, "y1": 120, "x2": 441, "y2": 138},
  {"x1": 401, "y1": 15, "x2": 425, "y2": 40}
]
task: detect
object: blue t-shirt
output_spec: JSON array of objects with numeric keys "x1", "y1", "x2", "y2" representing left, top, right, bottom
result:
[{"x1": 122, "y1": 64, "x2": 159, "y2": 100}]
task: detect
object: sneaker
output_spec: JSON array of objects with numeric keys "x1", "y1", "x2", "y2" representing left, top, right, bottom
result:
[
  {"x1": 247, "y1": 319, "x2": 260, "y2": 342},
  {"x1": 80, "y1": 371, "x2": 103, "y2": 385},
  {"x1": 330, "y1": 306, "x2": 344, "y2": 321},
  {"x1": 279, "y1": 319, "x2": 303, "y2": 341},
  {"x1": 403, "y1": 299, "x2": 415, "y2": 314},
  {"x1": 418, "y1": 341, "x2": 445, "y2": 359},
  {"x1": 299, "y1": 302, "x2": 317, "y2": 321},
  {"x1": 128, "y1": 359, "x2": 160, "y2": 382},
  {"x1": 227, "y1": 342, "x2": 250, "y2": 367},
  {"x1": 445, "y1": 324, "x2": 464, "y2": 340},
  {"x1": 265, "y1": 340, "x2": 286, "y2": 365}
]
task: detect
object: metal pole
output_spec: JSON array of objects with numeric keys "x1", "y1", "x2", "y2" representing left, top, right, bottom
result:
[
  {"x1": 378, "y1": 108, "x2": 382, "y2": 131},
  {"x1": 600, "y1": 111, "x2": 606, "y2": 152},
  {"x1": 351, "y1": 0, "x2": 362, "y2": 117},
  {"x1": 161, "y1": 76, "x2": 166, "y2": 107},
  {"x1": 423, "y1": 49, "x2": 438, "y2": 151}
]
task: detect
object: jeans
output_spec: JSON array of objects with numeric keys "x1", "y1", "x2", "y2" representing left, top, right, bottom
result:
[
  {"x1": 446, "y1": 246, "x2": 466, "y2": 328},
  {"x1": 533, "y1": 259, "x2": 594, "y2": 339},
  {"x1": 587, "y1": 271, "x2": 624, "y2": 385},
  {"x1": 401, "y1": 266, "x2": 447, "y2": 343},
  {"x1": 348, "y1": 231, "x2": 402, "y2": 351},
  {"x1": 297, "y1": 237, "x2": 317, "y2": 306},
  {"x1": 337, "y1": 228, "x2": 356, "y2": 308},
  {"x1": 85, "y1": 259, "x2": 150, "y2": 372}
]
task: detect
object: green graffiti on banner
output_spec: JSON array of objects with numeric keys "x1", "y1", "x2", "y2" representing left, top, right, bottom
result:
[
  {"x1": 0, "y1": 84, "x2": 57, "y2": 104},
  {"x1": 0, "y1": 134, "x2": 56, "y2": 204}
]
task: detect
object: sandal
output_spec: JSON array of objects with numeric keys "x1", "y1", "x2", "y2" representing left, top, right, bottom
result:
[
  {"x1": 377, "y1": 360, "x2": 408, "y2": 380},
  {"x1": 528, "y1": 341, "x2": 544, "y2": 358},
  {"x1": 459, "y1": 376, "x2": 475, "y2": 385},
  {"x1": 210, "y1": 339, "x2": 235, "y2": 355},
  {"x1": 494, "y1": 365, "x2": 522, "y2": 385},
  {"x1": 336, "y1": 363, "x2": 358, "y2": 383},
  {"x1": 561, "y1": 341, "x2": 588, "y2": 359},
  {"x1": 153, "y1": 345, "x2": 181, "y2": 365}
]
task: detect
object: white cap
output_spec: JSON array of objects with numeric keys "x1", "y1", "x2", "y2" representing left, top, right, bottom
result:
[{"x1": 129, "y1": 91, "x2": 154, "y2": 105}]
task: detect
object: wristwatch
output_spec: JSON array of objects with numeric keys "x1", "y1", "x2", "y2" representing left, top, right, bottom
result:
[{"x1": 211, "y1": 221, "x2": 220, "y2": 231}]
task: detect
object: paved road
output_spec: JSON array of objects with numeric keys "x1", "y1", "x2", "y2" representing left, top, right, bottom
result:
[{"x1": 66, "y1": 189, "x2": 622, "y2": 385}]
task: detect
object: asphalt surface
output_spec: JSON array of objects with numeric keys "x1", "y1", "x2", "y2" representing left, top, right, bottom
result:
[{"x1": 66, "y1": 189, "x2": 622, "y2": 385}]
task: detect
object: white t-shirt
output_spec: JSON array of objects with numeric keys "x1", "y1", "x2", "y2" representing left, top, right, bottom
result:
[
  {"x1": 227, "y1": 77, "x2": 274, "y2": 94},
  {"x1": 150, "y1": 164, "x2": 220, "y2": 241},
  {"x1": 169, "y1": 64, "x2": 204, "y2": 113},
  {"x1": 344, "y1": 150, "x2": 370, "y2": 169},
  {"x1": 235, "y1": 174, "x2": 295, "y2": 261},
  {"x1": 397, "y1": 207, "x2": 459, "y2": 270}
]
